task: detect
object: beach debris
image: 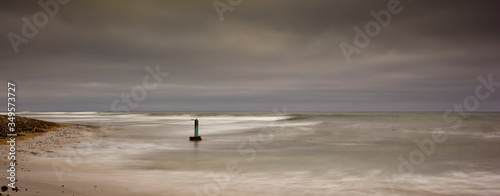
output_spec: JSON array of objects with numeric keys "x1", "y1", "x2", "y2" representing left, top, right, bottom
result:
[{"x1": 11, "y1": 188, "x2": 18, "y2": 192}]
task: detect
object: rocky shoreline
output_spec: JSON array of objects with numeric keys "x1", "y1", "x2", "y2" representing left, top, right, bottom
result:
[{"x1": 0, "y1": 115, "x2": 62, "y2": 143}]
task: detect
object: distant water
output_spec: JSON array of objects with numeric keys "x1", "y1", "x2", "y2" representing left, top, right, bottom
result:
[{"x1": 19, "y1": 112, "x2": 500, "y2": 195}]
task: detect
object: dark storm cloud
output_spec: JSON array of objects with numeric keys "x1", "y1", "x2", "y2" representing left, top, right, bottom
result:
[{"x1": 0, "y1": 0, "x2": 499, "y2": 111}]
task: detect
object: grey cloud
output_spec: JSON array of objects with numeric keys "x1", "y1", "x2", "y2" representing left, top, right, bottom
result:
[{"x1": 0, "y1": 0, "x2": 499, "y2": 112}]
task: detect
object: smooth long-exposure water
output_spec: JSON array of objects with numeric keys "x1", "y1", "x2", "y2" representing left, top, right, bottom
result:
[{"x1": 20, "y1": 112, "x2": 500, "y2": 195}]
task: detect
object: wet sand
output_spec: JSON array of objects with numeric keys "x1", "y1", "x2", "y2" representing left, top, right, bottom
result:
[{"x1": 0, "y1": 117, "x2": 156, "y2": 196}]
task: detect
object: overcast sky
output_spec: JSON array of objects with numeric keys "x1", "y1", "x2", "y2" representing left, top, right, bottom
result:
[{"x1": 0, "y1": 0, "x2": 499, "y2": 112}]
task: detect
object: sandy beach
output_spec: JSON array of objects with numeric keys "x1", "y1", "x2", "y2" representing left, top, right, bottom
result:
[
  {"x1": 1, "y1": 115, "x2": 198, "y2": 196},
  {"x1": 0, "y1": 116, "x2": 148, "y2": 196}
]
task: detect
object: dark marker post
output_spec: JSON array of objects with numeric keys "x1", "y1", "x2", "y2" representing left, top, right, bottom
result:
[{"x1": 189, "y1": 119, "x2": 202, "y2": 141}]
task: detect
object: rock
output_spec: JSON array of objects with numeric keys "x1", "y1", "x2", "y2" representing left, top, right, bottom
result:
[
  {"x1": 0, "y1": 186, "x2": 7, "y2": 192},
  {"x1": 0, "y1": 115, "x2": 60, "y2": 137}
]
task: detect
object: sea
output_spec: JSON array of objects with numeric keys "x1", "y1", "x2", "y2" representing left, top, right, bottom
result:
[{"x1": 18, "y1": 111, "x2": 500, "y2": 196}]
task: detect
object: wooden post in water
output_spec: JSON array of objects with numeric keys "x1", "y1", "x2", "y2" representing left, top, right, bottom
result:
[
  {"x1": 189, "y1": 119, "x2": 202, "y2": 141},
  {"x1": 195, "y1": 119, "x2": 199, "y2": 137}
]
